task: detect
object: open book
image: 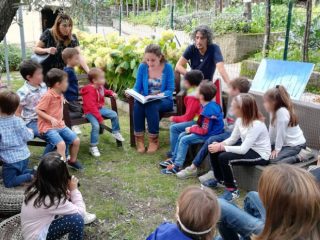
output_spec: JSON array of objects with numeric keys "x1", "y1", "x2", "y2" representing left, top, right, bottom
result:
[{"x1": 125, "y1": 89, "x2": 167, "y2": 104}]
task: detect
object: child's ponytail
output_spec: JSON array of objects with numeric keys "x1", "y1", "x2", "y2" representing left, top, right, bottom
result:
[{"x1": 265, "y1": 85, "x2": 298, "y2": 127}]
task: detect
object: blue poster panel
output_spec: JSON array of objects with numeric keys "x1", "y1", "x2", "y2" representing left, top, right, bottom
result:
[{"x1": 251, "y1": 59, "x2": 314, "y2": 100}]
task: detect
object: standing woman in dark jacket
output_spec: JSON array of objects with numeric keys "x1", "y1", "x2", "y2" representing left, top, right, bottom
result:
[{"x1": 34, "y1": 14, "x2": 89, "y2": 76}]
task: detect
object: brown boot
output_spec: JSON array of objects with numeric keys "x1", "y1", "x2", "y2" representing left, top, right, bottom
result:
[
  {"x1": 135, "y1": 134, "x2": 145, "y2": 153},
  {"x1": 147, "y1": 135, "x2": 159, "y2": 153}
]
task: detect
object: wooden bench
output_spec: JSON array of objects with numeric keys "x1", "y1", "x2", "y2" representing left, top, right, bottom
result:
[
  {"x1": 28, "y1": 74, "x2": 122, "y2": 148},
  {"x1": 233, "y1": 91, "x2": 320, "y2": 191},
  {"x1": 127, "y1": 71, "x2": 186, "y2": 147}
]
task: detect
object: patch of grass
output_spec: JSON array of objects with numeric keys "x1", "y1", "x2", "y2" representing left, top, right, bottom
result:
[{"x1": 5, "y1": 74, "x2": 244, "y2": 239}]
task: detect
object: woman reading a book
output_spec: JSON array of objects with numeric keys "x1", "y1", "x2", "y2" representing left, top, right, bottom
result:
[{"x1": 131, "y1": 44, "x2": 174, "y2": 154}]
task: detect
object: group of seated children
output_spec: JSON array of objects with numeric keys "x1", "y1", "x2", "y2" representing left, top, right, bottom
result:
[
  {"x1": 160, "y1": 71, "x2": 313, "y2": 202},
  {"x1": 148, "y1": 164, "x2": 320, "y2": 240},
  {"x1": 0, "y1": 48, "x2": 124, "y2": 189}
]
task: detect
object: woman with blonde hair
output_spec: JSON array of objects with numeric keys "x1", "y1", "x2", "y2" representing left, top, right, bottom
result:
[
  {"x1": 217, "y1": 164, "x2": 320, "y2": 240},
  {"x1": 34, "y1": 13, "x2": 89, "y2": 75},
  {"x1": 147, "y1": 186, "x2": 220, "y2": 240}
]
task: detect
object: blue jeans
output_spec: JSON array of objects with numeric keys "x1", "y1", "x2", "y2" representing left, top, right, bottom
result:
[
  {"x1": 44, "y1": 127, "x2": 78, "y2": 146},
  {"x1": 27, "y1": 120, "x2": 55, "y2": 155},
  {"x1": 311, "y1": 167, "x2": 320, "y2": 182},
  {"x1": 217, "y1": 191, "x2": 265, "y2": 240},
  {"x1": 172, "y1": 132, "x2": 207, "y2": 168},
  {"x1": 169, "y1": 121, "x2": 195, "y2": 155},
  {"x1": 133, "y1": 98, "x2": 173, "y2": 135},
  {"x1": 46, "y1": 214, "x2": 84, "y2": 240},
  {"x1": 270, "y1": 144, "x2": 306, "y2": 164},
  {"x1": 2, "y1": 159, "x2": 33, "y2": 188},
  {"x1": 86, "y1": 107, "x2": 120, "y2": 146},
  {"x1": 192, "y1": 131, "x2": 231, "y2": 167}
]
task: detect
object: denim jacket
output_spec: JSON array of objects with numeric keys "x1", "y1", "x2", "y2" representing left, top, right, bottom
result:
[{"x1": 133, "y1": 62, "x2": 175, "y2": 98}]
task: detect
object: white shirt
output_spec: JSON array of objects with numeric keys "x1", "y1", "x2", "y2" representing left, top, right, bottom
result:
[
  {"x1": 269, "y1": 107, "x2": 306, "y2": 152},
  {"x1": 223, "y1": 118, "x2": 271, "y2": 160}
]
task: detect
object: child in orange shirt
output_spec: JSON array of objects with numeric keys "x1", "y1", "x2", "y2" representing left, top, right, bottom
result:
[{"x1": 36, "y1": 68, "x2": 82, "y2": 170}]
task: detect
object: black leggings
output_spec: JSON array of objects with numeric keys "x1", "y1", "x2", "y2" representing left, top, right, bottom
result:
[{"x1": 210, "y1": 150, "x2": 269, "y2": 189}]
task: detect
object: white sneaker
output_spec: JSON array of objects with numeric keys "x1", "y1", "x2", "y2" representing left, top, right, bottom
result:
[
  {"x1": 176, "y1": 166, "x2": 197, "y2": 179},
  {"x1": 112, "y1": 132, "x2": 125, "y2": 142},
  {"x1": 198, "y1": 171, "x2": 215, "y2": 184},
  {"x1": 84, "y1": 211, "x2": 96, "y2": 225},
  {"x1": 72, "y1": 126, "x2": 82, "y2": 135},
  {"x1": 89, "y1": 146, "x2": 101, "y2": 157}
]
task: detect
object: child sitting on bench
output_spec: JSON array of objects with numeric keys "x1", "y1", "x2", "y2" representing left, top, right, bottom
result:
[
  {"x1": 16, "y1": 60, "x2": 54, "y2": 155},
  {"x1": 177, "y1": 77, "x2": 251, "y2": 180},
  {"x1": 160, "y1": 82, "x2": 224, "y2": 174},
  {"x1": 208, "y1": 94, "x2": 271, "y2": 202},
  {"x1": 263, "y1": 85, "x2": 313, "y2": 163},
  {"x1": 0, "y1": 90, "x2": 34, "y2": 187},
  {"x1": 36, "y1": 68, "x2": 82, "y2": 170},
  {"x1": 147, "y1": 186, "x2": 220, "y2": 240},
  {"x1": 167, "y1": 70, "x2": 203, "y2": 159},
  {"x1": 81, "y1": 68, "x2": 124, "y2": 157},
  {"x1": 62, "y1": 48, "x2": 83, "y2": 135}
]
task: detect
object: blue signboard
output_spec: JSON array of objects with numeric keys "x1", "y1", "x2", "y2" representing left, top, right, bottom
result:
[{"x1": 251, "y1": 59, "x2": 314, "y2": 100}]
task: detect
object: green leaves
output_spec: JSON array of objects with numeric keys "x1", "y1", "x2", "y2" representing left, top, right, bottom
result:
[{"x1": 78, "y1": 29, "x2": 185, "y2": 95}]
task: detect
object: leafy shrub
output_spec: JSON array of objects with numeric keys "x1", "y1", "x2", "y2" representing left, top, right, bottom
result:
[
  {"x1": 76, "y1": 30, "x2": 185, "y2": 94},
  {"x1": 0, "y1": 44, "x2": 32, "y2": 72},
  {"x1": 250, "y1": 11, "x2": 320, "y2": 72},
  {"x1": 125, "y1": 3, "x2": 319, "y2": 36}
]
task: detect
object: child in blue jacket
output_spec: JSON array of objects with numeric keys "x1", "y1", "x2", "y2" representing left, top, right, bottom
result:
[
  {"x1": 160, "y1": 82, "x2": 224, "y2": 174},
  {"x1": 147, "y1": 186, "x2": 220, "y2": 240}
]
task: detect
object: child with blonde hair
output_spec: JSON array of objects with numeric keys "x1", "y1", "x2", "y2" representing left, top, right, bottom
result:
[
  {"x1": 147, "y1": 186, "x2": 220, "y2": 240},
  {"x1": 81, "y1": 68, "x2": 124, "y2": 157}
]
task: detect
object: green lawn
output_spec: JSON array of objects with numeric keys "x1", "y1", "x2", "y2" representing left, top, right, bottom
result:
[{"x1": 3, "y1": 73, "x2": 242, "y2": 239}]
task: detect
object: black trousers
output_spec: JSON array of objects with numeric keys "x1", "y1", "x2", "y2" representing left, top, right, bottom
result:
[{"x1": 210, "y1": 150, "x2": 269, "y2": 188}]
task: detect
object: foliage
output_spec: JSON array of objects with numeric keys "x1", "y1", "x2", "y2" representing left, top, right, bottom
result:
[
  {"x1": 76, "y1": 29, "x2": 185, "y2": 93},
  {"x1": 0, "y1": 44, "x2": 32, "y2": 72},
  {"x1": 250, "y1": 13, "x2": 320, "y2": 72},
  {"x1": 125, "y1": 3, "x2": 319, "y2": 36},
  {"x1": 126, "y1": 8, "x2": 170, "y2": 27}
]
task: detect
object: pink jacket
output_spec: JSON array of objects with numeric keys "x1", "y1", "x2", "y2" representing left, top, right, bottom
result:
[{"x1": 21, "y1": 189, "x2": 86, "y2": 240}]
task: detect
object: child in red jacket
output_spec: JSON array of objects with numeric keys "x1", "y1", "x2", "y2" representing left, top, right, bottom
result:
[
  {"x1": 167, "y1": 70, "x2": 203, "y2": 158},
  {"x1": 81, "y1": 68, "x2": 124, "y2": 157}
]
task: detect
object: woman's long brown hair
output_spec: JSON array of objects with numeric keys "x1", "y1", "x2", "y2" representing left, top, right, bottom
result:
[
  {"x1": 234, "y1": 93, "x2": 261, "y2": 127},
  {"x1": 253, "y1": 164, "x2": 320, "y2": 240},
  {"x1": 264, "y1": 85, "x2": 298, "y2": 127},
  {"x1": 51, "y1": 14, "x2": 73, "y2": 46}
]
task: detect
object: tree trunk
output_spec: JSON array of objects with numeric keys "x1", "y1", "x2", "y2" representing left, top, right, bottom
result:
[
  {"x1": 263, "y1": 0, "x2": 271, "y2": 57},
  {"x1": 132, "y1": 0, "x2": 136, "y2": 15},
  {"x1": 148, "y1": 0, "x2": 151, "y2": 12},
  {"x1": 244, "y1": 1, "x2": 252, "y2": 21},
  {"x1": 0, "y1": 0, "x2": 20, "y2": 42},
  {"x1": 143, "y1": 0, "x2": 146, "y2": 12},
  {"x1": 156, "y1": 0, "x2": 159, "y2": 12},
  {"x1": 137, "y1": 0, "x2": 140, "y2": 14},
  {"x1": 303, "y1": 0, "x2": 312, "y2": 61},
  {"x1": 126, "y1": 0, "x2": 129, "y2": 17}
]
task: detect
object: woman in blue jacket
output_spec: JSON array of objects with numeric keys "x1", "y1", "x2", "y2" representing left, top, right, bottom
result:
[{"x1": 133, "y1": 44, "x2": 174, "y2": 153}]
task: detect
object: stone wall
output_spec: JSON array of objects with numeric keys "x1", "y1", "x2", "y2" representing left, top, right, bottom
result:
[
  {"x1": 215, "y1": 32, "x2": 282, "y2": 63},
  {"x1": 240, "y1": 60, "x2": 320, "y2": 87}
]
